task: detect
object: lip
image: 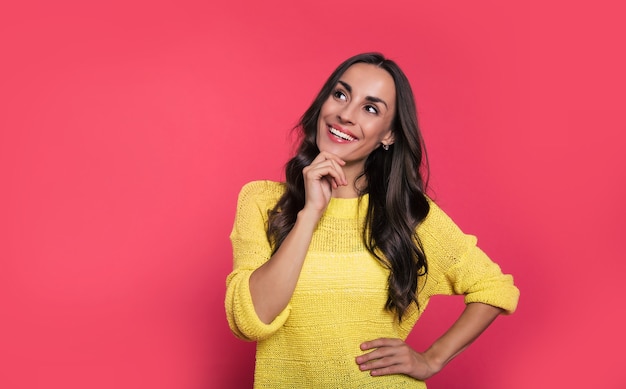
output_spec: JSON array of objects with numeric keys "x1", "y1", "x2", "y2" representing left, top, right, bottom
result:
[{"x1": 327, "y1": 124, "x2": 358, "y2": 143}]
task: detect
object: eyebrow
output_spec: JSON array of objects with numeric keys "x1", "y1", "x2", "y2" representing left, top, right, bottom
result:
[{"x1": 338, "y1": 80, "x2": 389, "y2": 110}]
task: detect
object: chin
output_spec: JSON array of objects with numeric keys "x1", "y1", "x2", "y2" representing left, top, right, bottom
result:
[{"x1": 317, "y1": 142, "x2": 343, "y2": 158}]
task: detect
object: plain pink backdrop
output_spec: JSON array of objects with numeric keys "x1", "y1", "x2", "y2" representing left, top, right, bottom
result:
[{"x1": 1, "y1": 1, "x2": 625, "y2": 388}]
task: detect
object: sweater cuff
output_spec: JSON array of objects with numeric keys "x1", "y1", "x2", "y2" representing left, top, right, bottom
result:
[
  {"x1": 463, "y1": 274, "x2": 520, "y2": 314},
  {"x1": 231, "y1": 272, "x2": 291, "y2": 341}
]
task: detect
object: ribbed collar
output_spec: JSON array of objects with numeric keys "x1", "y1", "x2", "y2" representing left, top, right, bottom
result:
[{"x1": 323, "y1": 194, "x2": 369, "y2": 219}]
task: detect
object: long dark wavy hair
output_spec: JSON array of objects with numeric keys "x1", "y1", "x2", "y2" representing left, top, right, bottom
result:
[{"x1": 267, "y1": 53, "x2": 430, "y2": 321}]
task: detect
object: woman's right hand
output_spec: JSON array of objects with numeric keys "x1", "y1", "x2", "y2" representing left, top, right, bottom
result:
[
  {"x1": 301, "y1": 152, "x2": 347, "y2": 215},
  {"x1": 247, "y1": 152, "x2": 347, "y2": 324}
]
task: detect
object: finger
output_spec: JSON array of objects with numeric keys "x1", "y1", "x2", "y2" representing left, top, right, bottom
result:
[
  {"x1": 305, "y1": 161, "x2": 345, "y2": 185},
  {"x1": 358, "y1": 354, "x2": 404, "y2": 373},
  {"x1": 355, "y1": 345, "x2": 399, "y2": 364},
  {"x1": 309, "y1": 153, "x2": 328, "y2": 166},
  {"x1": 355, "y1": 349, "x2": 382, "y2": 365},
  {"x1": 325, "y1": 159, "x2": 347, "y2": 186},
  {"x1": 370, "y1": 363, "x2": 407, "y2": 377},
  {"x1": 304, "y1": 165, "x2": 338, "y2": 183},
  {"x1": 360, "y1": 338, "x2": 403, "y2": 351},
  {"x1": 328, "y1": 176, "x2": 338, "y2": 190},
  {"x1": 317, "y1": 151, "x2": 346, "y2": 163},
  {"x1": 308, "y1": 155, "x2": 345, "y2": 177}
]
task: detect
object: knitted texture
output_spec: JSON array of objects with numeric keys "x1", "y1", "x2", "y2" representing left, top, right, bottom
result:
[{"x1": 225, "y1": 180, "x2": 519, "y2": 388}]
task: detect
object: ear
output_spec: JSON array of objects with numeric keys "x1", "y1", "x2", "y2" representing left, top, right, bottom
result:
[{"x1": 381, "y1": 129, "x2": 395, "y2": 146}]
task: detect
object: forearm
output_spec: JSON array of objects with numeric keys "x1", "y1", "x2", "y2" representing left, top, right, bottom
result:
[
  {"x1": 424, "y1": 302, "x2": 503, "y2": 372},
  {"x1": 249, "y1": 208, "x2": 320, "y2": 324}
]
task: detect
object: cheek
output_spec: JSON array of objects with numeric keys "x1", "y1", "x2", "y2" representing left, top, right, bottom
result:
[
  {"x1": 319, "y1": 101, "x2": 333, "y2": 119},
  {"x1": 366, "y1": 123, "x2": 391, "y2": 141},
  {"x1": 316, "y1": 115, "x2": 326, "y2": 134}
]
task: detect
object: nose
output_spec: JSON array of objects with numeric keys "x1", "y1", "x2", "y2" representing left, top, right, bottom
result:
[{"x1": 338, "y1": 103, "x2": 356, "y2": 125}]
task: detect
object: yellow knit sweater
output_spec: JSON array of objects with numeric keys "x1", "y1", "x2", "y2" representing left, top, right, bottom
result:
[{"x1": 226, "y1": 181, "x2": 519, "y2": 388}]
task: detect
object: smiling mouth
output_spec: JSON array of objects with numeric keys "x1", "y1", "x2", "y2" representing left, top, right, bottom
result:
[{"x1": 328, "y1": 126, "x2": 357, "y2": 141}]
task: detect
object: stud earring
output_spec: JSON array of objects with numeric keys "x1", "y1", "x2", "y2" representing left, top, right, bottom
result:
[{"x1": 382, "y1": 143, "x2": 389, "y2": 151}]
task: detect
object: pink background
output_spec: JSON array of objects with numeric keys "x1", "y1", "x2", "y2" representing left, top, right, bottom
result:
[{"x1": 2, "y1": 1, "x2": 625, "y2": 388}]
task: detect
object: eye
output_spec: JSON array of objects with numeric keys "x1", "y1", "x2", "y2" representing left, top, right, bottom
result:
[
  {"x1": 333, "y1": 90, "x2": 347, "y2": 101},
  {"x1": 365, "y1": 105, "x2": 379, "y2": 115}
]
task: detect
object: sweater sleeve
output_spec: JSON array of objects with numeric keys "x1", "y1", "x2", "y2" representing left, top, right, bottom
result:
[
  {"x1": 225, "y1": 181, "x2": 291, "y2": 341},
  {"x1": 419, "y1": 200, "x2": 520, "y2": 314}
]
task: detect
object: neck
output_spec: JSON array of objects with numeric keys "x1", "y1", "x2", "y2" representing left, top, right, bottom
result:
[
  {"x1": 331, "y1": 184, "x2": 359, "y2": 199},
  {"x1": 331, "y1": 161, "x2": 366, "y2": 199}
]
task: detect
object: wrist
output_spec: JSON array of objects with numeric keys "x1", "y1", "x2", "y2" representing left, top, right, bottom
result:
[
  {"x1": 296, "y1": 208, "x2": 323, "y2": 229},
  {"x1": 422, "y1": 346, "x2": 448, "y2": 374},
  {"x1": 298, "y1": 206, "x2": 324, "y2": 221}
]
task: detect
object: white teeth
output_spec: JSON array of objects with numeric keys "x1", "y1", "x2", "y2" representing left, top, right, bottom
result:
[{"x1": 329, "y1": 127, "x2": 355, "y2": 141}]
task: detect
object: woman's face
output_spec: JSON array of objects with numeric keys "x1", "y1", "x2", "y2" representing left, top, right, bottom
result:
[{"x1": 316, "y1": 63, "x2": 396, "y2": 167}]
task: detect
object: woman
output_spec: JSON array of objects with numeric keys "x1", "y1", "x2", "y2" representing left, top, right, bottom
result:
[{"x1": 225, "y1": 52, "x2": 519, "y2": 388}]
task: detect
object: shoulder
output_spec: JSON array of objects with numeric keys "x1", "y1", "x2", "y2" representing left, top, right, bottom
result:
[
  {"x1": 422, "y1": 197, "x2": 454, "y2": 227},
  {"x1": 236, "y1": 180, "x2": 286, "y2": 209},
  {"x1": 418, "y1": 197, "x2": 474, "y2": 255}
]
